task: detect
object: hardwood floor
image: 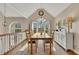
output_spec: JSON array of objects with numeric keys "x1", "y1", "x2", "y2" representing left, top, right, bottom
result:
[
  {"x1": 5, "y1": 40, "x2": 77, "y2": 55},
  {"x1": 6, "y1": 40, "x2": 27, "y2": 55},
  {"x1": 53, "y1": 42, "x2": 68, "y2": 55}
]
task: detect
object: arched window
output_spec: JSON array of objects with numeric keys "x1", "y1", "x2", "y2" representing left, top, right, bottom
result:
[
  {"x1": 10, "y1": 23, "x2": 22, "y2": 33},
  {"x1": 15, "y1": 23, "x2": 21, "y2": 32},
  {"x1": 32, "y1": 17, "x2": 50, "y2": 33}
]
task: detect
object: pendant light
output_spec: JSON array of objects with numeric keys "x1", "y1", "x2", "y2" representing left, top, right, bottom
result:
[{"x1": 38, "y1": 9, "x2": 44, "y2": 34}]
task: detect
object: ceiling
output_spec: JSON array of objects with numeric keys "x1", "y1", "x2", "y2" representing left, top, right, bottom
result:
[{"x1": 0, "y1": 3, "x2": 71, "y2": 18}]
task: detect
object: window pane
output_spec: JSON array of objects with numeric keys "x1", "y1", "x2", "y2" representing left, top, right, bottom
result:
[
  {"x1": 15, "y1": 23, "x2": 21, "y2": 32},
  {"x1": 15, "y1": 23, "x2": 21, "y2": 28},
  {"x1": 15, "y1": 29, "x2": 21, "y2": 32}
]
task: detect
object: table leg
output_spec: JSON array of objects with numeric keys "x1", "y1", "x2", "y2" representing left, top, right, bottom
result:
[
  {"x1": 31, "y1": 38, "x2": 33, "y2": 54},
  {"x1": 49, "y1": 39, "x2": 52, "y2": 55}
]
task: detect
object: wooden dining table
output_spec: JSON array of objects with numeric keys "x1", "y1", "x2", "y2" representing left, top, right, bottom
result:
[{"x1": 30, "y1": 32, "x2": 53, "y2": 55}]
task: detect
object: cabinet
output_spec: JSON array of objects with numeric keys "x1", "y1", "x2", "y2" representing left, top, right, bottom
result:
[
  {"x1": 54, "y1": 29, "x2": 73, "y2": 49},
  {"x1": 66, "y1": 32, "x2": 73, "y2": 49}
]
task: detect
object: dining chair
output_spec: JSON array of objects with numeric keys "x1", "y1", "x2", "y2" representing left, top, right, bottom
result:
[
  {"x1": 26, "y1": 32, "x2": 37, "y2": 54},
  {"x1": 44, "y1": 39, "x2": 53, "y2": 54}
]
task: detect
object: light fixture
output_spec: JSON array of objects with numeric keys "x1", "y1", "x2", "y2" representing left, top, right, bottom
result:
[
  {"x1": 38, "y1": 10, "x2": 44, "y2": 35},
  {"x1": 67, "y1": 16, "x2": 73, "y2": 32},
  {"x1": 3, "y1": 3, "x2": 7, "y2": 27},
  {"x1": 38, "y1": 10, "x2": 44, "y2": 24}
]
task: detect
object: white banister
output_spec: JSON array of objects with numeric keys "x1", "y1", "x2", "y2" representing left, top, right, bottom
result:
[{"x1": 0, "y1": 31, "x2": 26, "y2": 55}]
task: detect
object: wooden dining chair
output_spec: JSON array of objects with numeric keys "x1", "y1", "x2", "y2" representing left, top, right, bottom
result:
[
  {"x1": 26, "y1": 32, "x2": 37, "y2": 54},
  {"x1": 44, "y1": 39, "x2": 53, "y2": 54}
]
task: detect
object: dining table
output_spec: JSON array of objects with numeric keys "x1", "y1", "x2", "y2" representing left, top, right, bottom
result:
[{"x1": 30, "y1": 32, "x2": 53, "y2": 54}]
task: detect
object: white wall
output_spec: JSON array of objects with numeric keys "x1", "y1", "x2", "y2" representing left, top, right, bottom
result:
[
  {"x1": 0, "y1": 17, "x2": 4, "y2": 34},
  {"x1": 5, "y1": 17, "x2": 29, "y2": 33}
]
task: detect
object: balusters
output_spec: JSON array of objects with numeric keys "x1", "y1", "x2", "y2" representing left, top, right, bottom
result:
[
  {"x1": 0, "y1": 37, "x2": 3, "y2": 54},
  {"x1": 10, "y1": 35, "x2": 13, "y2": 48},
  {"x1": 14, "y1": 34, "x2": 17, "y2": 45},
  {"x1": 5, "y1": 35, "x2": 7, "y2": 52},
  {"x1": 5, "y1": 35, "x2": 9, "y2": 52},
  {"x1": 16, "y1": 33, "x2": 22, "y2": 44},
  {"x1": 8, "y1": 34, "x2": 11, "y2": 50},
  {"x1": 0, "y1": 31, "x2": 26, "y2": 54},
  {"x1": 6, "y1": 35, "x2": 9, "y2": 51}
]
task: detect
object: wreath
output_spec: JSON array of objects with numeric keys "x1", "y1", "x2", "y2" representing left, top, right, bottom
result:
[{"x1": 38, "y1": 10, "x2": 44, "y2": 16}]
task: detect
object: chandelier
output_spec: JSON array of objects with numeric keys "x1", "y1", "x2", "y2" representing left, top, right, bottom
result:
[{"x1": 38, "y1": 10, "x2": 44, "y2": 35}]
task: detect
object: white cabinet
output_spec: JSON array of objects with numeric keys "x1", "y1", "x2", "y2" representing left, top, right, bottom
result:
[
  {"x1": 54, "y1": 29, "x2": 73, "y2": 49},
  {"x1": 66, "y1": 32, "x2": 73, "y2": 49}
]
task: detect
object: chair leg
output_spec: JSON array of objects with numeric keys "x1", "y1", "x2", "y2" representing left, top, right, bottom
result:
[
  {"x1": 35, "y1": 41, "x2": 38, "y2": 53},
  {"x1": 28, "y1": 44, "x2": 29, "y2": 54},
  {"x1": 44, "y1": 43, "x2": 45, "y2": 52},
  {"x1": 35, "y1": 44, "x2": 37, "y2": 53},
  {"x1": 28, "y1": 43, "x2": 32, "y2": 54}
]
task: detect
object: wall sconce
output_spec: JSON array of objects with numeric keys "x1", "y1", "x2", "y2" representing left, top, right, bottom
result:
[
  {"x1": 3, "y1": 17, "x2": 7, "y2": 27},
  {"x1": 3, "y1": 3, "x2": 7, "y2": 27},
  {"x1": 67, "y1": 16, "x2": 73, "y2": 32}
]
